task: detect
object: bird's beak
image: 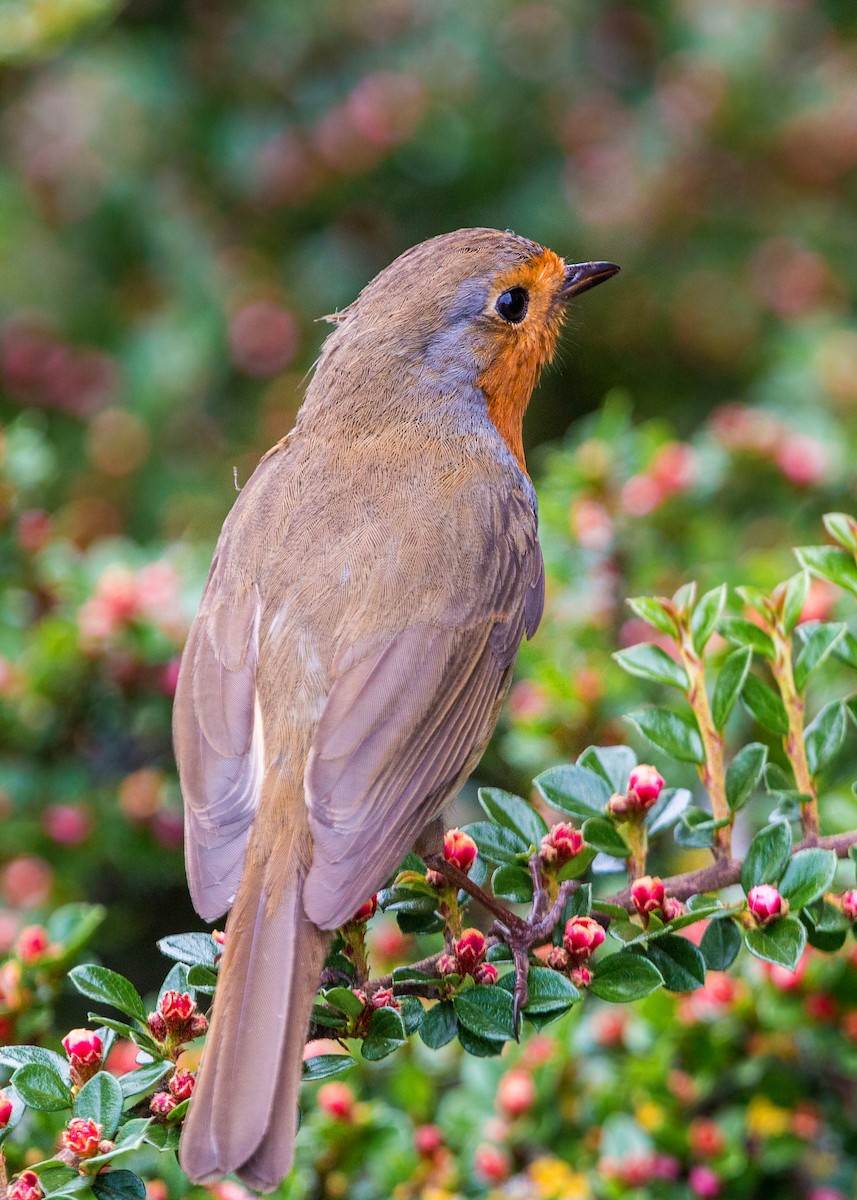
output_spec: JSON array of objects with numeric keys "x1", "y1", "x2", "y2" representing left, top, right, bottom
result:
[{"x1": 561, "y1": 260, "x2": 621, "y2": 299}]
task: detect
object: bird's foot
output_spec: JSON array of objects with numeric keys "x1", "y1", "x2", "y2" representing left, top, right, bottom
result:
[{"x1": 491, "y1": 859, "x2": 578, "y2": 1034}]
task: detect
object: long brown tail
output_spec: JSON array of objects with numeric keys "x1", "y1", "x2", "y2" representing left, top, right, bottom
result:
[{"x1": 179, "y1": 827, "x2": 330, "y2": 1191}]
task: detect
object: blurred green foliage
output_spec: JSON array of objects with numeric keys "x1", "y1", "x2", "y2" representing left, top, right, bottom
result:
[{"x1": 2, "y1": 0, "x2": 857, "y2": 1195}]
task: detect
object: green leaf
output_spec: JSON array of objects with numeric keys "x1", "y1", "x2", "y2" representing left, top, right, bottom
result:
[
  {"x1": 156, "y1": 932, "x2": 218, "y2": 968},
  {"x1": 0, "y1": 1046, "x2": 70, "y2": 1083},
  {"x1": 302, "y1": 1055, "x2": 355, "y2": 1081},
  {"x1": 794, "y1": 623, "x2": 846, "y2": 691},
  {"x1": 84, "y1": 1120, "x2": 152, "y2": 1168},
  {"x1": 118, "y1": 1061, "x2": 171, "y2": 1102},
  {"x1": 625, "y1": 708, "x2": 704, "y2": 763},
  {"x1": 186, "y1": 965, "x2": 218, "y2": 994},
  {"x1": 456, "y1": 1025, "x2": 505, "y2": 1057},
  {"x1": 12, "y1": 1063, "x2": 73, "y2": 1112},
  {"x1": 534, "y1": 764, "x2": 611, "y2": 820},
  {"x1": 612, "y1": 644, "x2": 689, "y2": 690},
  {"x1": 91, "y1": 1170, "x2": 146, "y2": 1200},
  {"x1": 781, "y1": 571, "x2": 810, "y2": 633},
  {"x1": 672, "y1": 581, "x2": 697, "y2": 613},
  {"x1": 778, "y1": 848, "x2": 837, "y2": 910},
  {"x1": 712, "y1": 647, "x2": 752, "y2": 729},
  {"x1": 454, "y1": 985, "x2": 516, "y2": 1042},
  {"x1": 822, "y1": 512, "x2": 857, "y2": 554},
  {"x1": 378, "y1": 885, "x2": 437, "y2": 916},
  {"x1": 74, "y1": 1071, "x2": 123, "y2": 1136},
  {"x1": 741, "y1": 823, "x2": 793, "y2": 892},
  {"x1": 85, "y1": 1016, "x2": 159, "y2": 1057},
  {"x1": 399, "y1": 996, "x2": 424, "y2": 1036},
  {"x1": 700, "y1": 919, "x2": 742, "y2": 970},
  {"x1": 744, "y1": 916, "x2": 806, "y2": 971},
  {"x1": 461, "y1": 822, "x2": 529, "y2": 864},
  {"x1": 497, "y1": 967, "x2": 579, "y2": 1014},
  {"x1": 802, "y1": 898, "x2": 849, "y2": 951},
  {"x1": 589, "y1": 951, "x2": 663, "y2": 1002},
  {"x1": 581, "y1": 817, "x2": 631, "y2": 858},
  {"x1": 718, "y1": 617, "x2": 775, "y2": 659},
  {"x1": 741, "y1": 674, "x2": 789, "y2": 736},
  {"x1": 158, "y1": 963, "x2": 190, "y2": 1006},
  {"x1": 577, "y1": 745, "x2": 638, "y2": 793},
  {"x1": 642, "y1": 935, "x2": 706, "y2": 992},
  {"x1": 626, "y1": 596, "x2": 679, "y2": 638},
  {"x1": 68, "y1": 966, "x2": 147, "y2": 1024},
  {"x1": 556, "y1": 845, "x2": 598, "y2": 880},
  {"x1": 692, "y1": 584, "x2": 727, "y2": 652},
  {"x1": 419, "y1": 1001, "x2": 458, "y2": 1049},
  {"x1": 796, "y1": 545, "x2": 857, "y2": 596},
  {"x1": 832, "y1": 630, "x2": 857, "y2": 671},
  {"x1": 674, "y1": 807, "x2": 724, "y2": 849},
  {"x1": 805, "y1": 700, "x2": 847, "y2": 776},
  {"x1": 361, "y1": 1007, "x2": 407, "y2": 1061},
  {"x1": 725, "y1": 743, "x2": 768, "y2": 812},
  {"x1": 477, "y1": 787, "x2": 547, "y2": 847},
  {"x1": 491, "y1": 864, "x2": 534, "y2": 903},
  {"x1": 323, "y1": 987, "x2": 365, "y2": 1018}
]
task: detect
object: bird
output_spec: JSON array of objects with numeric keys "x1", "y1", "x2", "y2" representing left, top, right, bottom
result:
[{"x1": 173, "y1": 227, "x2": 618, "y2": 1191}]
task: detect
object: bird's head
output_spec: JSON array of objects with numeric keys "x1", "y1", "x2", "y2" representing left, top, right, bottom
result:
[{"x1": 320, "y1": 228, "x2": 619, "y2": 470}]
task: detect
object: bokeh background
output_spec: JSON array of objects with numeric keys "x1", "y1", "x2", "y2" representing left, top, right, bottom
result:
[{"x1": 2, "y1": 1, "x2": 857, "y2": 1197}]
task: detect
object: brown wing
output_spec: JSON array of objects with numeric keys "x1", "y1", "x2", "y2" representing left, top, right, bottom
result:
[{"x1": 302, "y1": 495, "x2": 544, "y2": 930}]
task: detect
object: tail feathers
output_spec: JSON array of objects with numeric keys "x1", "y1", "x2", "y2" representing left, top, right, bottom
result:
[{"x1": 179, "y1": 835, "x2": 329, "y2": 1191}]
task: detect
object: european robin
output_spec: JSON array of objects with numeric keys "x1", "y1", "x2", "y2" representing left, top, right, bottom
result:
[{"x1": 174, "y1": 227, "x2": 618, "y2": 1189}]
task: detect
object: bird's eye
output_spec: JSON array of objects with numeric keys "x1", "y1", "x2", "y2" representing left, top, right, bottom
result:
[{"x1": 495, "y1": 287, "x2": 529, "y2": 324}]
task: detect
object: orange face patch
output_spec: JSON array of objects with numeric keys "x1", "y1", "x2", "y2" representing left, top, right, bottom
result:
[{"x1": 476, "y1": 248, "x2": 567, "y2": 472}]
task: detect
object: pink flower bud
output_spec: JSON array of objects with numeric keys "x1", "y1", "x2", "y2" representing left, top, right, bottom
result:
[
  {"x1": 370, "y1": 988, "x2": 399, "y2": 1010},
  {"x1": 168, "y1": 1070, "x2": 195, "y2": 1101},
  {"x1": 15, "y1": 925, "x2": 51, "y2": 964},
  {"x1": 840, "y1": 889, "x2": 857, "y2": 922},
  {"x1": 62, "y1": 1028, "x2": 103, "y2": 1068},
  {"x1": 689, "y1": 1164, "x2": 721, "y2": 1198},
  {"x1": 350, "y1": 894, "x2": 378, "y2": 923},
  {"x1": 473, "y1": 961, "x2": 498, "y2": 986},
  {"x1": 61, "y1": 1117, "x2": 102, "y2": 1158},
  {"x1": 474, "y1": 1143, "x2": 510, "y2": 1184},
  {"x1": 189, "y1": 1012, "x2": 209, "y2": 1038},
  {"x1": 747, "y1": 884, "x2": 785, "y2": 925},
  {"x1": 150, "y1": 1091, "x2": 178, "y2": 1118},
  {"x1": 159, "y1": 990, "x2": 196, "y2": 1024},
  {"x1": 317, "y1": 1081, "x2": 354, "y2": 1121},
  {"x1": 632, "y1": 875, "x2": 666, "y2": 917},
  {"x1": 569, "y1": 964, "x2": 593, "y2": 989},
  {"x1": 628, "y1": 765, "x2": 665, "y2": 803},
  {"x1": 545, "y1": 946, "x2": 570, "y2": 972},
  {"x1": 414, "y1": 1124, "x2": 443, "y2": 1156},
  {"x1": 212, "y1": 929, "x2": 225, "y2": 946},
  {"x1": 454, "y1": 928, "x2": 487, "y2": 974},
  {"x1": 8, "y1": 1171, "x2": 44, "y2": 1200},
  {"x1": 606, "y1": 791, "x2": 631, "y2": 817},
  {"x1": 443, "y1": 829, "x2": 477, "y2": 873},
  {"x1": 497, "y1": 1068, "x2": 536, "y2": 1117},
  {"x1": 436, "y1": 952, "x2": 458, "y2": 976},
  {"x1": 662, "y1": 896, "x2": 685, "y2": 922},
  {"x1": 0, "y1": 1089, "x2": 13, "y2": 1127},
  {"x1": 147, "y1": 1011, "x2": 168, "y2": 1041},
  {"x1": 563, "y1": 916, "x2": 605, "y2": 961},
  {"x1": 539, "y1": 823, "x2": 584, "y2": 865}
]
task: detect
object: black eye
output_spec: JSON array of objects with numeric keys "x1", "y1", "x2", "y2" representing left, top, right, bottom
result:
[{"x1": 495, "y1": 287, "x2": 529, "y2": 323}]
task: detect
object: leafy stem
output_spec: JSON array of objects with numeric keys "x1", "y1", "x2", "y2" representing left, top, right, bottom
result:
[
  {"x1": 678, "y1": 625, "x2": 731, "y2": 857},
  {"x1": 770, "y1": 625, "x2": 818, "y2": 838}
]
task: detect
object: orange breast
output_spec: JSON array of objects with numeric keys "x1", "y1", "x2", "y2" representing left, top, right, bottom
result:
[{"x1": 476, "y1": 248, "x2": 566, "y2": 472}]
